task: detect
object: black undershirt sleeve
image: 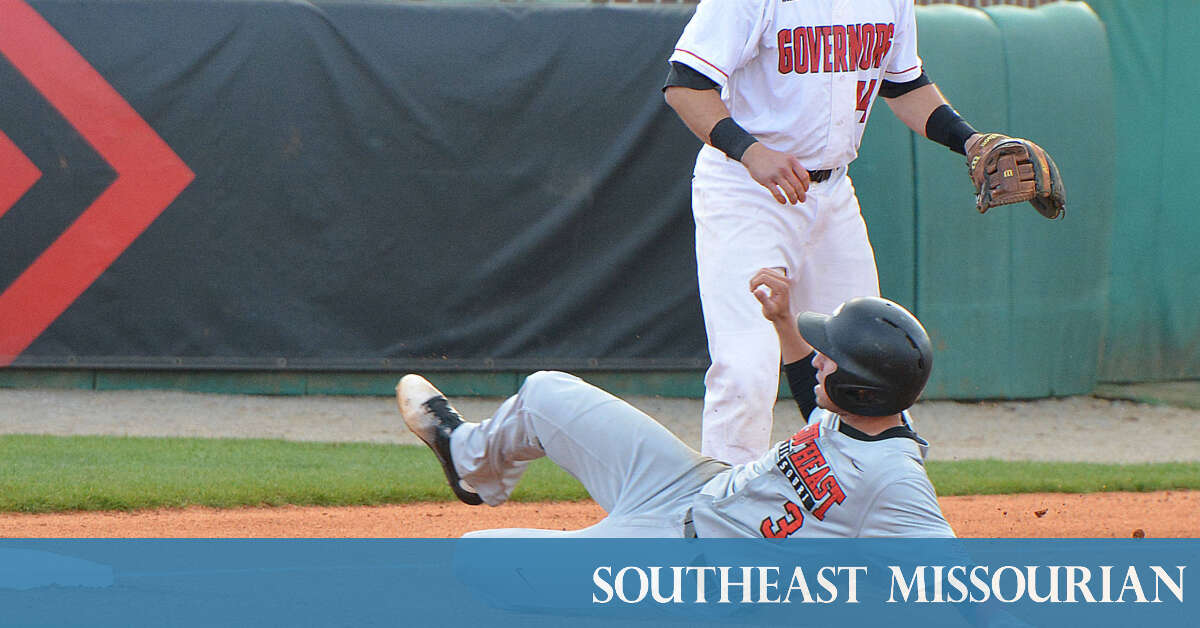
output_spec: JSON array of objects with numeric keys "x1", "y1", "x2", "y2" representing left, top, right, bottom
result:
[
  {"x1": 783, "y1": 351, "x2": 819, "y2": 420},
  {"x1": 663, "y1": 61, "x2": 720, "y2": 92},
  {"x1": 879, "y1": 71, "x2": 932, "y2": 99}
]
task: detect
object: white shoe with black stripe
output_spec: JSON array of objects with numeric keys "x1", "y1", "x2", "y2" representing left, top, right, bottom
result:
[{"x1": 395, "y1": 375, "x2": 482, "y2": 506}]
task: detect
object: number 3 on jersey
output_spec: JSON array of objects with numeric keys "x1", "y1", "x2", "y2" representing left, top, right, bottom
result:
[
  {"x1": 761, "y1": 499, "x2": 805, "y2": 538},
  {"x1": 856, "y1": 79, "x2": 877, "y2": 123}
]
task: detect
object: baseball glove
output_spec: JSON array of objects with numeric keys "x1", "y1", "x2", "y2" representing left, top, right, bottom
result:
[{"x1": 966, "y1": 133, "x2": 1066, "y2": 219}]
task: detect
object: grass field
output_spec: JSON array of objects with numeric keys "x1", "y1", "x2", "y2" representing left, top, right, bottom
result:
[{"x1": 2, "y1": 434, "x2": 1199, "y2": 513}]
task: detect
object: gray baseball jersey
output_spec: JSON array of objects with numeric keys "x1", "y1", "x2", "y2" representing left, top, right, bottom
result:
[
  {"x1": 451, "y1": 371, "x2": 953, "y2": 539},
  {"x1": 691, "y1": 409, "x2": 953, "y2": 538}
]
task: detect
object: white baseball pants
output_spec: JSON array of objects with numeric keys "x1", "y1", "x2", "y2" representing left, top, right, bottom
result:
[
  {"x1": 692, "y1": 162, "x2": 880, "y2": 465},
  {"x1": 450, "y1": 371, "x2": 727, "y2": 538}
]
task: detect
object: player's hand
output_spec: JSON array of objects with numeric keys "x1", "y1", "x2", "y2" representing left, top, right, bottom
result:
[
  {"x1": 740, "y1": 144, "x2": 810, "y2": 205},
  {"x1": 750, "y1": 268, "x2": 792, "y2": 324},
  {"x1": 963, "y1": 132, "x2": 985, "y2": 155}
]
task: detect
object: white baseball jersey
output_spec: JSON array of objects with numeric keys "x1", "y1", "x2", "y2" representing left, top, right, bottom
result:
[
  {"x1": 670, "y1": 0, "x2": 923, "y2": 169},
  {"x1": 451, "y1": 371, "x2": 952, "y2": 539}
]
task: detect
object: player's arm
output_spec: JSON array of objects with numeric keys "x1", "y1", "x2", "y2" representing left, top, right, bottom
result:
[
  {"x1": 883, "y1": 74, "x2": 1066, "y2": 219},
  {"x1": 880, "y1": 77, "x2": 984, "y2": 155},
  {"x1": 750, "y1": 268, "x2": 818, "y2": 418},
  {"x1": 858, "y1": 475, "x2": 955, "y2": 538},
  {"x1": 749, "y1": 268, "x2": 811, "y2": 362},
  {"x1": 663, "y1": 63, "x2": 811, "y2": 205}
]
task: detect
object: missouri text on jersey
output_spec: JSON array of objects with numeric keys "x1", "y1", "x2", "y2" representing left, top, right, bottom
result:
[
  {"x1": 768, "y1": 423, "x2": 847, "y2": 537},
  {"x1": 777, "y1": 23, "x2": 896, "y2": 74}
]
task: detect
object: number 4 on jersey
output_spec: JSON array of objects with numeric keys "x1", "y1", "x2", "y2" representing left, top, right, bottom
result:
[{"x1": 856, "y1": 79, "x2": 877, "y2": 123}]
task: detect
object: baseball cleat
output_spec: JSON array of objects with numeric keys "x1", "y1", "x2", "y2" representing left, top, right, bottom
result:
[{"x1": 396, "y1": 375, "x2": 483, "y2": 506}]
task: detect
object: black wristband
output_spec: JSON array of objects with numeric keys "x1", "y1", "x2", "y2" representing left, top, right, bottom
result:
[
  {"x1": 709, "y1": 117, "x2": 758, "y2": 161},
  {"x1": 925, "y1": 104, "x2": 977, "y2": 155}
]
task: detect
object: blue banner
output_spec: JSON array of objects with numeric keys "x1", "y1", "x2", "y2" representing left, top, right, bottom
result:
[{"x1": 1, "y1": 539, "x2": 1194, "y2": 627}]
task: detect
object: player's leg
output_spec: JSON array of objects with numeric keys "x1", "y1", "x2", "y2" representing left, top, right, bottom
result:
[
  {"x1": 779, "y1": 174, "x2": 880, "y2": 422},
  {"x1": 692, "y1": 183, "x2": 791, "y2": 465},
  {"x1": 791, "y1": 175, "x2": 881, "y2": 315},
  {"x1": 699, "y1": 326, "x2": 779, "y2": 465},
  {"x1": 455, "y1": 371, "x2": 725, "y2": 509},
  {"x1": 402, "y1": 371, "x2": 726, "y2": 536}
]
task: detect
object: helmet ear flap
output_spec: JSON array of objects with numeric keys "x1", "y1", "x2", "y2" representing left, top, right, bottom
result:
[
  {"x1": 840, "y1": 385, "x2": 887, "y2": 406},
  {"x1": 828, "y1": 381, "x2": 890, "y2": 416}
]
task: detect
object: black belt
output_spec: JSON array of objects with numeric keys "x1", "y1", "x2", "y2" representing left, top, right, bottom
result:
[
  {"x1": 683, "y1": 506, "x2": 697, "y2": 538},
  {"x1": 808, "y1": 169, "x2": 833, "y2": 183}
]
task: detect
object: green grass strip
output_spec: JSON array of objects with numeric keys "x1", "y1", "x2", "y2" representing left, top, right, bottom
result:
[
  {"x1": 1, "y1": 435, "x2": 1197, "y2": 513},
  {"x1": 0, "y1": 434, "x2": 589, "y2": 513},
  {"x1": 927, "y1": 459, "x2": 1200, "y2": 496}
]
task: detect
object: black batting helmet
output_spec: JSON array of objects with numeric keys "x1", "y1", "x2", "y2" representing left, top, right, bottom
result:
[{"x1": 795, "y1": 297, "x2": 933, "y2": 417}]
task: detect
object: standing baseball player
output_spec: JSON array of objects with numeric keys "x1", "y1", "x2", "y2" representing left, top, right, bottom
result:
[
  {"x1": 397, "y1": 272, "x2": 953, "y2": 538},
  {"x1": 663, "y1": 1, "x2": 1065, "y2": 464}
]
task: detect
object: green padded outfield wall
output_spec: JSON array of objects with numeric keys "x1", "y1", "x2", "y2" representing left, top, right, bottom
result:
[
  {"x1": 1086, "y1": 0, "x2": 1200, "y2": 382},
  {"x1": 857, "y1": 2, "x2": 1116, "y2": 398},
  {"x1": 984, "y1": 3, "x2": 1116, "y2": 397}
]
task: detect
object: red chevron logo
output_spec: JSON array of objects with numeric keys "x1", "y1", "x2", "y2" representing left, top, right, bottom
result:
[
  {"x1": 0, "y1": 129, "x2": 40, "y2": 221},
  {"x1": 0, "y1": 0, "x2": 194, "y2": 365}
]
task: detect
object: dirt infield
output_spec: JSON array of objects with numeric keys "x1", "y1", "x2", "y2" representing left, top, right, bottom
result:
[{"x1": 2, "y1": 491, "x2": 1195, "y2": 538}]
